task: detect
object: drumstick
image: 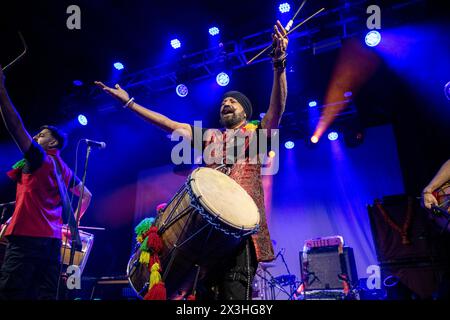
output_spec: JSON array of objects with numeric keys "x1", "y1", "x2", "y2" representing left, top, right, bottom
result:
[
  {"x1": 246, "y1": 7, "x2": 325, "y2": 65},
  {"x1": 285, "y1": 0, "x2": 308, "y2": 31},
  {"x1": 78, "y1": 226, "x2": 106, "y2": 231},
  {"x1": 3, "y1": 32, "x2": 28, "y2": 71}
]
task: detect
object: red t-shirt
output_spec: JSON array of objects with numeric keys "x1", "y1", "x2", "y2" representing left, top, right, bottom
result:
[{"x1": 5, "y1": 142, "x2": 75, "y2": 239}]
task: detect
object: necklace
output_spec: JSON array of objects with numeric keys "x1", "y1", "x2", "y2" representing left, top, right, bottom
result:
[{"x1": 375, "y1": 197, "x2": 413, "y2": 245}]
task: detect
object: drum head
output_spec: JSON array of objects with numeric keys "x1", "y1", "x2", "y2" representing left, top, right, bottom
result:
[{"x1": 189, "y1": 167, "x2": 260, "y2": 230}]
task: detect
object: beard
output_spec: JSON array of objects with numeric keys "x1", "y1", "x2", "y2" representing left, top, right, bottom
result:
[{"x1": 220, "y1": 110, "x2": 246, "y2": 128}]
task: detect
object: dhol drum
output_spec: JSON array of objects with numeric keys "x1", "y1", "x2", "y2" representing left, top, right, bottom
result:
[
  {"x1": 61, "y1": 225, "x2": 94, "y2": 274},
  {"x1": 0, "y1": 222, "x2": 94, "y2": 274},
  {"x1": 127, "y1": 167, "x2": 260, "y2": 299}
]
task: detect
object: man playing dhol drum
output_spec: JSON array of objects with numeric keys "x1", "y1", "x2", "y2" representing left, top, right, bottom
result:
[
  {"x1": 0, "y1": 66, "x2": 92, "y2": 300},
  {"x1": 96, "y1": 20, "x2": 288, "y2": 300}
]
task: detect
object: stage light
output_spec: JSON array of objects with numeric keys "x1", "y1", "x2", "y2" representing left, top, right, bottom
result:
[
  {"x1": 73, "y1": 80, "x2": 83, "y2": 86},
  {"x1": 365, "y1": 30, "x2": 381, "y2": 47},
  {"x1": 216, "y1": 72, "x2": 230, "y2": 86},
  {"x1": 78, "y1": 114, "x2": 88, "y2": 126},
  {"x1": 344, "y1": 91, "x2": 353, "y2": 98},
  {"x1": 344, "y1": 126, "x2": 365, "y2": 147},
  {"x1": 113, "y1": 62, "x2": 124, "y2": 70},
  {"x1": 170, "y1": 39, "x2": 181, "y2": 49},
  {"x1": 309, "y1": 100, "x2": 317, "y2": 108},
  {"x1": 285, "y1": 141, "x2": 295, "y2": 149},
  {"x1": 310, "y1": 135, "x2": 319, "y2": 144},
  {"x1": 279, "y1": 2, "x2": 291, "y2": 13},
  {"x1": 259, "y1": 113, "x2": 266, "y2": 119},
  {"x1": 209, "y1": 27, "x2": 220, "y2": 36},
  {"x1": 328, "y1": 132, "x2": 339, "y2": 141},
  {"x1": 268, "y1": 150, "x2": 276, "y2": 158},
  {"x1": 445, "y1": 81, "x2": 450, "y2": 100},
  {"x1": 176, "y1": 84, "x2": 189, "y2": 97}
]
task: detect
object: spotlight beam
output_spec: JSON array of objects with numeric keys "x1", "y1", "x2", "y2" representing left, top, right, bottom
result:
[{"x1": 247, "y1": 7, "x2": 325, "y2": 65}]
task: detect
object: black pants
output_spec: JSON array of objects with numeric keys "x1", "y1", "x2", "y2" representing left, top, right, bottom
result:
[
  {"x1": 198, "y1": 238, "x2": 258, "y2": 300},
  {"x1": 0, "y1": 235, "x2": 61, "y2": 300}
]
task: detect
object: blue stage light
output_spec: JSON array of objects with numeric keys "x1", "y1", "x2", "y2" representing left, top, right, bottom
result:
[
  {"x1": 113, "y1": 62, "x2": 124, "y2": 70},
  {"x1": 285, "y1": 141, "x2": 295, "y2": 149},
  {"x1": 279, "y1": 3, "x2": 291, "y2": 13},
  {"x1": 216, "y1": 72, "x2": 230, "y2": 86},
  {"x1": 73, "y1": 80, "x2": 83, "y2": 86},
  {"x1": 309, "y1": 100, "x2": 317, "y2": 108},
  {"x1": 365, "y1": 30, "x2": 381, "y2": 47},
  {"x1": 78, "y1": 114, "x2": 88, "y2": 126},
  {"x1": 328, "y1": 132, "x2": 339, "y2": 141},
  {"x1": 170, "y1": 39, "x2": 181, "y2": 49},
  {"x1": 176, "y1": 84, "x2": 189, "y2": 97},
  {"x1": 209, "y1": 27, "x2": 220, "y2": 36}
]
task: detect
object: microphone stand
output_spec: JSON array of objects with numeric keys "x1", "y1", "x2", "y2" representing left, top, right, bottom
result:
[
  {"x1": 66, "y1": 145, "x2": 92, "y2": 299},
  {"x1": 278, "y1": 250, "x2": 297, "y2": 300}
]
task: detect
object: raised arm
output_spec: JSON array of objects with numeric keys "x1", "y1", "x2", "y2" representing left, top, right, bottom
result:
[
  {"x1": 0, "y1": 66, "x2": 33, "y2": 153},
  {"x1": 95, "y1": 81, "x2": 192, "y2": 139},
  {"x1": 261, "y1": 20, "x2": 288, "y2": 130}
]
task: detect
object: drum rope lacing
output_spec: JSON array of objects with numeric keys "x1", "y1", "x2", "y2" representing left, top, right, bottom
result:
[{"x1": 185, "y1": 178, "x2": 259, "y2": 239}]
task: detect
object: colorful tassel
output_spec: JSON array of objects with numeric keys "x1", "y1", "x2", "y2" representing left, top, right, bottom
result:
[
  {"x1": 144, "y1": 282, "x2": 167, "y2": 300},
  {"x1": 134, "y1": 217, "x2": 155, "y2": 237},
  {"x1": 140, "y1": 237, "x2": 149, "y2": 252},
  {"x1": 149, "y1": 254, "x2": 160, "y2": 269},
  {"x1": 139, "y1": 251, "x2": 150, "y2": 265},
  {"x1": 149, "y1": 263, "x2": 162, "y2": 289},
  {"x1": 146, "y1": 226, "x2": 163, "y2": 253},
  {"x1": 12, "y1": 159, "x2": 26, "y2": 170}
]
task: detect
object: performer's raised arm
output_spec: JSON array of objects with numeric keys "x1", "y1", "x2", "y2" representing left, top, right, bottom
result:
[
  {"x1": 95, "y1": 81, "x2": 192, "y2": 139},
  {"x1": 0, "y1": 66, "x2": 33, "y2": 154},
  {"x1": 261, "y1": 20, "x2": 288, "y2": 131}
]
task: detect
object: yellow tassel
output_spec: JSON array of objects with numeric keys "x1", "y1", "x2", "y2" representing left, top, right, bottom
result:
[
  {"x1": 137, "y1": 235, "x2": 143, "y2": 243},
  {"x1": 139, "y1": 251, "x2": 150, "y2": 264},
  {"x1": 149, "y1": 263, "x2": 162, "y2": 289}
]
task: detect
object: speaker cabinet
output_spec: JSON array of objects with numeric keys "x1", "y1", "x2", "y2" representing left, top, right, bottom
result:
[{"x1": 299, "y1": 246, "x2": 358, "y2": 291}]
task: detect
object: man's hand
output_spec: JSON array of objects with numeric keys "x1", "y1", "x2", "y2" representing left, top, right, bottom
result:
[
  {"x1": 272, "y1": 20, "x2": 288, "y2": 60},
  {"x1": 422, "y1": 192, "x2": 438, "y2": 210},
  {"x1": 95, "y1": 81, "x2": 130, "y2": 104}
]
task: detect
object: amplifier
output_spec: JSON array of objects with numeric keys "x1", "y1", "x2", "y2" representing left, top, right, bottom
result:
[{"x1": 300, "y1": 246, "x2": 358, "y2": 291}]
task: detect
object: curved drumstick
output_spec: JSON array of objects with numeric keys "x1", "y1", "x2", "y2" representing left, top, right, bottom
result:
[
  {"x1": 247, "y1": 7, "x2": 325, "y2": 65},
  {"x1": 3, "y1": 32, "x2": 28, "y2": 71}
]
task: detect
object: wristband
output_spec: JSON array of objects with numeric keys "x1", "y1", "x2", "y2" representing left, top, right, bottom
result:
[{"x1": 123, "y1": 97, "x2": 135, "y2": 109}]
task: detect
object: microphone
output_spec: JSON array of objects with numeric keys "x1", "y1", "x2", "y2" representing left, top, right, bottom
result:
[{"x1": 84, "y1": 139, "x2": 106, "y2": 149}]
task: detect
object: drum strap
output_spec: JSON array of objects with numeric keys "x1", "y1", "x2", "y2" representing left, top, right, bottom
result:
[{"x1": 49, "y1": 156, "x2": 81, "y2": 250}]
